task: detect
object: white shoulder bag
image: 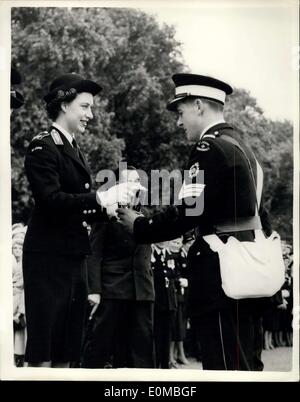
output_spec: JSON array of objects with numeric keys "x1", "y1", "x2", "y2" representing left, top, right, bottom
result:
[{"x1": 203, "y1": 136, "x2": 285, "y2": 299}]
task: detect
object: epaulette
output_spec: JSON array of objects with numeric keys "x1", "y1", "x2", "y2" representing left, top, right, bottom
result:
[
  {"x1": 31, "y1": 131, "x2": 50, "y2": 142},
  {"x1": 50, "y1": 129, "x2": 64, "y2": 145}
]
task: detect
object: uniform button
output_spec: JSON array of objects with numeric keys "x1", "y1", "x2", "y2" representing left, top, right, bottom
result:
[
  {"x1": 85, "y1": 183, "x2": 90, "y2": 189},
  {"x1": 82, "y1": 221, "x2": 88, "y2": 228},
  {"x1": 83, "y1": 210, "x2": 87, "y2": 214},
  {"x1": 88, "y1": 210, "x2": 91, "y2": 214},
  {"x1": 92, "y1": 209, "x2": 96, "y2": 213}
]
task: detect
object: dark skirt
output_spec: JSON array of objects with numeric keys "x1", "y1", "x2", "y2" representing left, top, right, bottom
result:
[
  {"x1": 171, "y1": 302, "x2": 187, "y2": 342},
  {"x1": 23, "y1": 252, "x2": 88, "y2": 363}
]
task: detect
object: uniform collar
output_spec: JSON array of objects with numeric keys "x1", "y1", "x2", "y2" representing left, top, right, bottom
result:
[
  {"x1": 52, "y1": 122, "x2": 74, "y2": 145},
  {"x1": 152, "y1": 245, "x2": 166, "y2": 256},
  {"x1": 51, "y1": 124, "x2": 90, "y2": 174},
  {"x1": 201, "y1": 122, "x2": 235, "y2": 139},
  {"x1": 199, "y1": 119, "x2": 225, "y2": 140}
]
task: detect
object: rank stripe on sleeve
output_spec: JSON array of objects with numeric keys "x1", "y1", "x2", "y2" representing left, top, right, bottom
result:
[{"x1": 178, "y1": 183, "x2": 205, "y2": 200}]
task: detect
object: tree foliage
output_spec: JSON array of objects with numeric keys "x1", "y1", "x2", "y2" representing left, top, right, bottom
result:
[
  {"x1": 11, "y1": 7, "x2": 293, "y2": 241},
  {"x1": 225, "y1": 90, "x2": 293, "y2": 240}
]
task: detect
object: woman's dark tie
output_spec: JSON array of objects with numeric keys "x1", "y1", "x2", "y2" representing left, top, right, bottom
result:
[
  {"x1": 72, "y1": 137, "x2": 86, "y2": 166},
  {"x1": 72, "y1": 137, "x2": 81, "y2": 159}
]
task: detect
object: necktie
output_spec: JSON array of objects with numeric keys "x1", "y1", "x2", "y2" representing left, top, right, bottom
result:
[{"x1": 72, "y1": 137, "x2": 81, "y2": 159}]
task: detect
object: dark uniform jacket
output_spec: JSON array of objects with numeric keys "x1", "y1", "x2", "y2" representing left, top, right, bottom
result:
[
  {"x1": 151, "y1": 246, "x2": 177, "y2": 312},
  {"x1": 133, "y1": 122, "x2": 271, "y2": 313},
  {"x1": 23, "y1": 126, "x2": 105, "y2": 256},
  {"x1": 170, "y1": 248, "x2": 189, "y2": 304},
  {"x1": 87, "y1": 220, "x2": 155, "y2": 301}
]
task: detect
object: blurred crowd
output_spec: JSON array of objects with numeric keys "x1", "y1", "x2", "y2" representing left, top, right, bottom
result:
[
  {"x1": 12, "y1": 222, "x2": 294, "y2": 368},
  {"x1": 262, "y1": 242, "x2": 293, "y2": 350},
  {"x1": 12, "y1": 223, "x2": 27, "y2": 367}
]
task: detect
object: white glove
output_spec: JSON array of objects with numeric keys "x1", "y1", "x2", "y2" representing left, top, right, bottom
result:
[
  {"x1": 106, "y1": 203, "x2": 118, "y2": 219},
  {"x1": 96, "y1": 182, "x2": 146, "y2": 209},
  {"x1": 179, "y1": 278, "x2": 188, "y2": 288},
  {"x1": 87, "y1": 294, "x2": 101, "y2": 320}
]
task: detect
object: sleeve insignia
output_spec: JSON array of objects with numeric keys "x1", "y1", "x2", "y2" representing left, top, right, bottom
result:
[
  {"x1": 188, "y1": 162, "x2": 200, "y2": 178},
  {"x1": 196, "y1": 141, "x2": 210, "y2": 152},
  {"x1": 50, "y1": 129, "x2": 64, "y2": 145},
  {"x1": 178, "y1": 180, "x2": 205, "y2": 200},
  {"x1": 31, "y1": 146, "x2": 43, "y2": 152}
]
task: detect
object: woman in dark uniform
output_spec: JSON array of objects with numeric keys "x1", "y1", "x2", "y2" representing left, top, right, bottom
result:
[{"x1": 23, "y1": 73, "x2": 135, "y2": 367}]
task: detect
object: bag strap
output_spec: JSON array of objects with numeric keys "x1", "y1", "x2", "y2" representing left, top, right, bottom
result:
[
  {"x1": 256, "y1": 160, "x2": 263, "y2": 209},
  {"x1": 221, "y1": 134, "x2": 263, "y2": 215}
]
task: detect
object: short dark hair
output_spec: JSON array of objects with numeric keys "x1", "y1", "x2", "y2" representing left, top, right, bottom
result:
[
  {"x1": 200, "y1": 97, "x2": 224, "y2": 112},
  {"x1": 45, "y1": 88, "x2": 78, "y2": 121},
  {"x1": 183, "y1": 97, "x2": 224, "y2": 113}
]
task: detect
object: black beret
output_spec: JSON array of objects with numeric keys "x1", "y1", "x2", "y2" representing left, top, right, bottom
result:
[{"x1": 44, "y1": 73, "x2": 102, "y2": 103}]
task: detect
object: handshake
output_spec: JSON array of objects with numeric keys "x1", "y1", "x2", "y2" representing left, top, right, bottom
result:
[{"x1": 96, "y1": 182, "x2": 146, "y2": 218}]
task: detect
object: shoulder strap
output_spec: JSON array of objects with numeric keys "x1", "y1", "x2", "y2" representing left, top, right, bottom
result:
[
  {"x1": 31, "y1": 131, "x2": 50, "y2": 142},
  {"x1": 221, "y1": 134, "x2": 263, "y2": 215}
]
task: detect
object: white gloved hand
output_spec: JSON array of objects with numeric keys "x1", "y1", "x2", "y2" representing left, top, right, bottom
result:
[
  {"x1": 179, "y1": 278, "x2": 188, "y2": 288},
  {"x1": 106, "y1": 202, "x2": 118, "y2": 219},
  {"x1": 96, "y1": 182, "x2": 146, "y2": 209},
  {"x1": 87, "y1": 294, "x2": 101, "y2": 320}
]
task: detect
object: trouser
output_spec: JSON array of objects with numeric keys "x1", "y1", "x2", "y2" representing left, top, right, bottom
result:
[
  {"x1": 191, "y1": 306, "x2": 262, "y2": 371},
  {"x1": 82, "y1": 299, "x2": 154, "y2": 368}
]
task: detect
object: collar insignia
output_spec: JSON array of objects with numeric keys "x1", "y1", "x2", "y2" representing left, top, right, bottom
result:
[{"x1": 50, "y1": 129, "x2": 64, "y2": 145}]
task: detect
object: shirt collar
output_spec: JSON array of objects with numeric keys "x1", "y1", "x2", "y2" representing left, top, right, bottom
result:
[
  {"x1": 153, "y1": 245, "x2": 167, "y2": 257},
  {"x1": 52, "y1": 122, "x2": 74, "y2": 145},
  {"x1": 199, "y1": 119, "x2": 225, "y2": 140}
]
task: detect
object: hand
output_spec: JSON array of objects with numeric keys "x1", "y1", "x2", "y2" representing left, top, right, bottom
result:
[
  {"x1": 116, "y1": 208, "x2": 142, "y2": 234},
  {"x1": 277, "y1": 300, "x2": 288, "y2": 310},
  {"x1": 179, "y1": 278, "x2": 188, "y2": 288},
  {"x1": 106, "y1": 202, "x2": 118, "y2": 219},
  {"x1": 96, "y1": 182, "x2": 146, "y2": 208},
  {"x1": 87, "y1": 293, "x2": 101, "y2": 320}
]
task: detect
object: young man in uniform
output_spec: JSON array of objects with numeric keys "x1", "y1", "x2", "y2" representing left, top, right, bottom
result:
[{"x1": 118, "y1": 73, "x2": 270, "y2": 370}]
